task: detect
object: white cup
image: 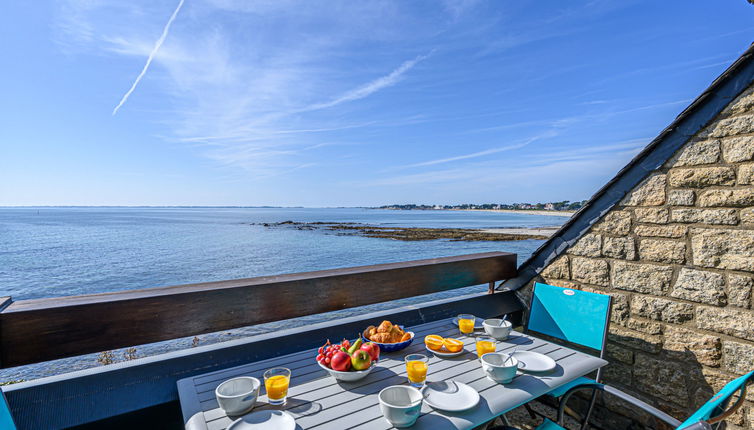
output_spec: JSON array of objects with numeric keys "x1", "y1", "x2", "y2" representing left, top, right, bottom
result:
[
  {"x1": 483, "y1": 319, "x2": 513, "y2": 340},
  {"x1": 481, "y1": 352, "x2": 519, "y2": 384},
  {"x1": 378, "y1": 385, "x2": 423, "y2": 428},
  {"x1": 215, "y1": 376, "x2": 261, "y2": 416}
]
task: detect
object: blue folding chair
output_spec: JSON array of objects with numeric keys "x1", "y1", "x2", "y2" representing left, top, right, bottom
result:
[
  {"x1": 524, "y1": 282, "x2": 612, "y2": 429},
  {"x1": 1, "y1": 387, "x2": 16, "y2": 430},
  {"x1": 536, "y1": 370, "x2": 753, "y2": 430}
]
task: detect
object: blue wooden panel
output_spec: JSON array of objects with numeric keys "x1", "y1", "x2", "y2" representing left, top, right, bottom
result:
[
  {"x1": 1, "y1": 388, "x2": 16, "y2": 430},
  {"x1": 528, "y1": 283, "x2": 610, "y2": 351},
  {"x1": 678, "y1": 370, "x2": 753, "y2": 429}
]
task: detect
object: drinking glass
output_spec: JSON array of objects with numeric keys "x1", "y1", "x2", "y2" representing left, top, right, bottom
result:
[
  {"x1": 263, "y1": 367, "x2": 291, "y2": 405},
  {"x1": 404, "y1": 354, "x2": 429, "y2": 387},
  {"x1": 458, "y1": 314, "x2": 475, "y2": 335},
  {"x1": 475, "y1": 336, "x2": 496, "y2": 359}
]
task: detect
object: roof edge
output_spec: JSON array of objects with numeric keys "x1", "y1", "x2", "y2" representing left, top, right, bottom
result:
[{"x1": 501, "y1": 41, "x2": 754, "y2": 291}]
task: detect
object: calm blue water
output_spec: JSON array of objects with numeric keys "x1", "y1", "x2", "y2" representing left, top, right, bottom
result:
[
  {"x1": 0, "y1": 207, "x2": 566, "y2": 381},
  {"x1": 0, "y1": 207, "x2": 565, "y2": 300}
]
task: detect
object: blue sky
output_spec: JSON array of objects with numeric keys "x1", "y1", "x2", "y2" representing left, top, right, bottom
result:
[{"x1": 1, "y1": 0, "x2": 752, "y2": 206}]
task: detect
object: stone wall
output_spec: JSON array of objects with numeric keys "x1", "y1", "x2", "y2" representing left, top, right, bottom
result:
[{"x1": 524, "y1": 84, "x2": 754, "y2": 429}]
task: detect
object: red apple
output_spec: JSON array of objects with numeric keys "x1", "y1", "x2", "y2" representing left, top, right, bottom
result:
[
  {"x1": 331, "y1": 351, "x2": 351, "y2": 372},
  {"x1": 360, "y1": 342, "x2": 380, "y2": 362},
  {"x1": 351, "y1": 349, "x2": 372, "y2": 371}
]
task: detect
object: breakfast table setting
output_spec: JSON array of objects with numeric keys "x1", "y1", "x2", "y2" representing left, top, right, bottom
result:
[{"x1": 177, "y1": 315, "x2": 608, "y2": 429}]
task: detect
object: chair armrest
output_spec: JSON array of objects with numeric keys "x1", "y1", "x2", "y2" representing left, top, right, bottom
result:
[{"x1": 556, "y1": 383, "x2": 683, "y2": 429}]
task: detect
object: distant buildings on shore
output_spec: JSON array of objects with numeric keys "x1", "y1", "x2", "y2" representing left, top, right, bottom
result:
[{"x1": 377, "y1": 200, "x2": 587, "y2": 212}]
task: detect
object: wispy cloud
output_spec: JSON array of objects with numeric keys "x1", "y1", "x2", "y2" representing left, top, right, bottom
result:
[
  {"x1": 304, "y1": 52, "x2": 433, "y2": 112},
  {"x1": 396, "y1": 131, "x2": 558, "y2": 169},
  {"x1": 112, "y1": 0, "x2": 185, "y2": 115}
]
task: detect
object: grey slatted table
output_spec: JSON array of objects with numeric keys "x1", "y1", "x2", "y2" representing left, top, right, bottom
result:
[{"x1": 178, "y1": 319, "x2": 607, "y2": 430}]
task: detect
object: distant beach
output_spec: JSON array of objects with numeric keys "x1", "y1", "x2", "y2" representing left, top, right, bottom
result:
[{"x1": 453, "y1": 209, "x2": 575, "y2": 217}]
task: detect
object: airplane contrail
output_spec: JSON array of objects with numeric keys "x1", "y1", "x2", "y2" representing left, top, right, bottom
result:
[{"x1": 112, "y1": 0, "x2": 185, "y2": 115}]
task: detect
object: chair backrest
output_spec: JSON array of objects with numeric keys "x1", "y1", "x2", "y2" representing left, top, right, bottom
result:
[
  {"x1": 527, "y1": 282, "x2": 611, "y2": 352},
  {"x1": 677, "y1": 371, "x2": 753, "y2": 429},
  {"x1": 0, "y1": 388, "x2": 16, "y2": 430}
]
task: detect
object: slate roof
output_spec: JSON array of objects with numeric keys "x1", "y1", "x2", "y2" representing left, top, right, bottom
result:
[{"x1": 502, "y1": 42, "x2": 754, "y2": 291}]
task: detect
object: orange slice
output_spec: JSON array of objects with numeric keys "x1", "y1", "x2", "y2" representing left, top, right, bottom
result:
[
  {"x1": 424, "y1": 335, "x2": 444, "y2": 351},
  {"x1": 443, "y1": 338, "x2": 464, "y2": 353}
]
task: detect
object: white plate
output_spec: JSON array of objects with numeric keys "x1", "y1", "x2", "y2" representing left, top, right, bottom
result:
[
  {"x1": 425, "y1": 344, "x2": 465, "y2": 358},
  {"x1": 511, "y1": 351, "x2": 557, "y2": 373},
  {"x1": 421, "y1": 381, "x2": 480, "y2": 412},
  {"x1": 451, "y1": 316, "x2": 484, "y2": 330},
  {"x1": 228, "y1": 410, "x2": 296, "y2": 430}
]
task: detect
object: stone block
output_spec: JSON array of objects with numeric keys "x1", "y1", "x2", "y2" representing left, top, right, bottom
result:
[
  {"x1": 738, "y1": 163, "x2": 754, "y2": 185},
  {"x1": 634, "y1": 207, "x2": 669, "y2": 224},
  {"x1": 721, "y1": 85, "x2": 754, "y2": 116},
  {"x1": 722, "y1": 136, "x2": 754, "y2": 162},
  {"x1": 592, "y1": 211, "x2": 632, "y2": 236},
  {"x1": 606, "y1": 343, "x2": 634, "y2": 364},
  {"x1": 668, "y1": 167, "x2": 736, "y2": 187},
  {"x1": 608, "y1": 326, "x2": 663, "y2": 354},
  {"x1": 691, "y1": 228, "x2": 754, "y2": 272},
  {"x1": 601, "y1": 361, "x2": 633, "y2": 387},
  {"x1": 742, "y1": 207, "x2": 754, "y2": 225},
  {"x1": 625, "y1": 318, "x2": 663, "y2": 335},
  {"x1": 728, "y1": 274, "x2": 753, "y2": 309},
  {"x1": 612, "y1": 261, "x2": 674, "y2": 294},
  {"x1": 667, "y1": 189, "x2": 696, "y2": 206},
  {"x1": 541, "y1": 255, "x2": 570, "y2": 280},
  {"x1": 633, "y1": 353, "x2": 689, "y2": 406},
  {"x1": 638, "y1": 239, "x2": 686, "y2": 264},
  {"x1": 570, "y1": 257, "x2": 609, "y2": 286},
  {"x1": 667, "y1": 139, "x2": 720, "y2": 167},
  {"x1": 697, "y1": 306, "x2": 754, "y2": 341},
  {"x1": 706, "y1": 113, "x2": 754, "y2": 138},
  {"x1": 722, "y1": 340, "x2": 754, "y2": 374},
  {"x1": 698, "y1": 188, "x2": 754, "y2": 207},
  {"x1": 630, "y1": 295, "x2": 694, "y2": 323},
  {"x1": 568, "y1": 234, "x2": 601, "y2": 257},
  {"x1": 602, "y1": 236, "x2": 636, "y2": 260},
  {"x1": 671, "y1": 208, "x2": 739, "y2": 225},
  {"x1": 670, "y1": 268, "x2": 727, "y2": 306},
  {"x1": 609, "y1": 292, "x2": 630, "y2": 324},
  {"x1": 634, "y1": 224, "x2": 688, "y2": 238},
  {"x1": 621, "y1": 173, "x2": 666, "y2": 206},
  {"x1": 663, "y1": 325, "x2": 722, "y2": 367}
]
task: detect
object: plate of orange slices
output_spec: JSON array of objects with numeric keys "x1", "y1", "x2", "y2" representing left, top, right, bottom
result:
[{"x1": 424, "y1": 335, "x2": 465, "y2": 358}]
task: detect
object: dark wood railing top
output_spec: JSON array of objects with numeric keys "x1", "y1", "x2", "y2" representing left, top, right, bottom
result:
[{"x1": 0, "y1": 251, "x2": 516, "y2": 368}]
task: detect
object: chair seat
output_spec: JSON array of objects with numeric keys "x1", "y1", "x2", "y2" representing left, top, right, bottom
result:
[
  {"x1": 546, "y1": 376, "x2": 594, "y2": 398},
  {"x1": 535, "y1": 418, "x2": 566, "y2": 430}
]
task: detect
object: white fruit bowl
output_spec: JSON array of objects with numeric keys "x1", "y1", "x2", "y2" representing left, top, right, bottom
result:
[{"x1": 318, "y1": 360, "x2": 376, "y2": 382}]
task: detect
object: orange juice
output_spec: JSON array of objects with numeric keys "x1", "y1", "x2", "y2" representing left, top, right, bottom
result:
[
  {"x1": 476, "y1": 338, "x2": 496, "y2": 358},
  {"x1": 404, "y1": 353, "x2": 429, "y2": 387},
  {"x1": 264, "y1": 375, "x2": 289, "y2": 401},
  {"x1": 406, "y1": 361, "x2": 428, "y2": 384},
  {"x1": 458, "y1": 314, "x2": 475, "y2": 335}
]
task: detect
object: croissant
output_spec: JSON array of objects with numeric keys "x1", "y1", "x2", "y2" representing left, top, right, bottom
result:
[
  {"x1": 400, "y1": 332, "x2": 411, "y2": 342},
  {"x1": 365, "y1": 326, "x2": 377, "y2": 337},
  {"x1": 376, "y1": 320, "x2": 393, "y2": 333},
  {"x1": 370, "y1": 332, "x2": 393, "y2": 343}
]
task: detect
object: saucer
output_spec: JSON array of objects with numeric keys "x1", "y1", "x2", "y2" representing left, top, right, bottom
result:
[
  {"x1": 511, "y1": 351, "x2": 556, "y2": 373},
  {"x1": 421, "y1": 381, "x2": 480, "y2": 412},
  {"x1": 228, "y1": 410, "x2": 296, "y2": 430}
]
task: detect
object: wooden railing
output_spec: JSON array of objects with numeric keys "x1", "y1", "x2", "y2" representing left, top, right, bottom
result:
[{"x1": 0, "y1": 251, "x2": 516, "y2": 368}]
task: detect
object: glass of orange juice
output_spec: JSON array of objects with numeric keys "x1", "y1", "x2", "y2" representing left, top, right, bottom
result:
[
  {"x1": 263, "y1": 367, "x2": 291, "y2": 405},
  {"x1": 458, "y1": 314, "x2": 475, "y2": 336},
  {"x1": 475, "y1": 336, "x2": 496, "y2": 359},
  {"x1": 405, "y1": 354, "x2": 429, "y2": 387}
]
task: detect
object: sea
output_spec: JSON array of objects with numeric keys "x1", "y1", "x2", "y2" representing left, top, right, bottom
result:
[{"x1": 0, "y1": 207, "x2": 567, "y2": 382}]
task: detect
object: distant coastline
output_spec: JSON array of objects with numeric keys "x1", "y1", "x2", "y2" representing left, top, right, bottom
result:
[{"x1": 372, "y1": 207, "x2": 575, "y2": 217}]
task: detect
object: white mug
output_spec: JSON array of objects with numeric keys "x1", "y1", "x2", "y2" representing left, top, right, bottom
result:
[
  {"x1": 378, "y1": 385, "x2": 423, "y2": 428},
  {"x1": 481, "y1": 352, "x2": 518, "y2": 384},
  {"x1": 215, "y1": 376, "x2": 261, "y2": 416},
  {"x1": 482, "y1": 319, "x2": 513, "y2": 340}
]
